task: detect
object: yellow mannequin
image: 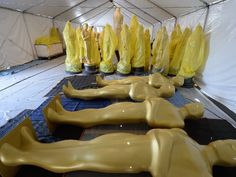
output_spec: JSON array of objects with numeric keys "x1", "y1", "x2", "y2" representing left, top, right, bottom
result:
[
  {"x1": 117, "y1": 24, "x2": 131, "y2": 74},
  {"x1": 96, "y1": 73, "x2": 184, "y2": 87},
  {"x1": 44, "y1": 96, "x2": 203, "y2": 130},
  {"x1": 98, "y1": 30, "x2": 104, "y2": 57},
  {"x1": 144, "y1": 28, "x2": 151, "y2": 71},
  {"x1": 63, "y1": 81, "x2": 175, "y2": 101},
  {"x1": 75, "y1": 27, "x2": 85, "y2": 64},
  {"x1": 100, "y1": 24, "x2": 117, "y2": 73},
  {"x1": 151, "y1": 27, "x2": 164, "y2": 66},
  {"x1": 1, "y1": 127, "x2": 236, "y2": 177},
  {"x1": 82, "y1": 23, "x2": 93, "y2": 65},
  {"x1": 130, "y1": 15, "x2": 139, "y2": 59},
  {"x1": 178, "y1": 25, "x2": 206, "y2": 78},
  {"x1": 113, "y1": 7, "x2": 123, "y2": 41},
  {"x1": 152, "y1": 27, "x2": 169, "y2": 75},
  {"x1": 132, "y1": 25, "x2": 145, "y2": 69},
  {"x1": 169, "y1": 24, "x2": 182, "y2": 63},
  {"x1": 169, "y1": 27, "x2": 192, "y2": 75},
  {"x1": 63, "y1": 21, "x2": 82, "y2": 73}
]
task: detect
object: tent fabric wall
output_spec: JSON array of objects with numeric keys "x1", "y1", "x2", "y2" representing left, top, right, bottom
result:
[
  {"x1": 177, "y1": 8, "x2": 208, "y2": 29},
  {"x1": 0, "y1": 8, "x2": 34, "y2": 70},
  {"x1": 195, "y1": 0, "x2": 236, "y2": 113}
]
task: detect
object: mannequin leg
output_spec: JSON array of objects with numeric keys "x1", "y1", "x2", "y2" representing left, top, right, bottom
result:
[
  {"x1": 44, "y1": 95, "x2": 147, "y2": 129},
  {"x1": 96, "y1": 75, "x2": 148, "y2": 86},
  {"x1": 0, "y1": 127, "x2": 152, "y2": 174},
  {"x1": 63, "y1": 81, "x2": 130, "y2": 100}
]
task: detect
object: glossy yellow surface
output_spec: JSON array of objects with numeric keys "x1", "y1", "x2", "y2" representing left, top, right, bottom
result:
[
  {"x1": 63, "y1": 21, "x2": 82, "y2": 73},
  {"x1": 63, "y1": 80, "x2": 175, "y2": 101},
  {"x1": 132, "y1": 25, "x2": 145, "y2": 68},
  {"x1": 117, "y1": 24, "x2": 132, "y2": 74},
  {"x1": 100, "y1": 24, "x2": 117, "y2": 73},
  {"x1": 1, "y1": 127, "x2": 236, "y2": 177},
  {"x1": 151, "y1": 27, "x2": 164, "y2": 66},
  {"x1": 96, "y1": 73, "x2": 184, "y2": 88},
  {"x1": 44, "y1": 95, "x2": 203, "y2": 130},
  {"x1": 0, "y1": 118, "x2": 33, "y2": 177}
]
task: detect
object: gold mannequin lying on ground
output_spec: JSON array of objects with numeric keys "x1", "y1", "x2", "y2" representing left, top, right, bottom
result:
[
  {"x1": 1, "y1": 127, "x2": 236, "y2": 177},
  {"x1": 44, "y1": 96, "x2": 204, "y2": 131},
  {"x1": 63, "y1": 81, "x2": 175, "y2": 101},
  {"x1": 96, "y1": 73, "x2": 184, "y2": 87}
]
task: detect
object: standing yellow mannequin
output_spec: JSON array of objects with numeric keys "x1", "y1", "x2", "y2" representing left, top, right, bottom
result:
[
  {"x1": 152, "y1": 27, "x2": 169, "y2": 75},
  {"x1": 113, "y1": 7, "x2": 123, "y2": 43},
  {"x1": 144, "y1": 28, "x2": 151, "y2": 71},
  {"x1": 130, "y1": 15, "x2": 139, "y2": 59},
  {"x1": 75, "y1": 27, "x2": 84, "y2": 64},
  {"x1": 132, "y1": 25, "x2": 145, "y2": 69},
  {"x1": 93, "y1": 28, "x2": 101, "y2": 67},
  {"x1": 1, "y1": 127, "x2": 236, "y2": 177},
  {"x1": 151, "y1": 27, "x2": 164, "y2": 66},
  {"x1": 63, "y1": 21, "x2": 82, "y2": 73},
  {"x1": 178, "y1": 25, "x2": 206, "y2": 78},
  {"x1": 100, "y1": 24, "x2": 118, "y2": 73},
  {"x1": 99, "y1": 29, "x2": 104, "y2": 57},
  {"x1": 82, "y1": 23, "x2": 93, "y2": 65},
  {"x1": 169, "y1": 27, "x2": 192, "y2": 75},
  {"x1": 169, "y1": 24, "x2": 182, "y2": 63},
  {"x1": 117, "y1": 24, "x2": 131, "y2": 74}
]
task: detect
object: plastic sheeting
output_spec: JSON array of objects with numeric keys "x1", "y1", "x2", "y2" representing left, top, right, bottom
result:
[
  {"x1": 0, "y1": 8, "x2": 34, "y2": 70},
  {"x1": 195, "y1": 0, "x2": 236, "y2": 113}
]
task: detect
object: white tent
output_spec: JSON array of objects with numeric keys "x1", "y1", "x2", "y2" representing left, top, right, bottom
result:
[{"x1": 0, "y1": 0, "x2": 235, "y2": 114}]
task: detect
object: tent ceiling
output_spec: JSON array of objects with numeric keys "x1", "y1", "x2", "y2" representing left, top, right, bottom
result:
[{"x1": 0, "y1": 0, "x2": 224, "y2": 26}]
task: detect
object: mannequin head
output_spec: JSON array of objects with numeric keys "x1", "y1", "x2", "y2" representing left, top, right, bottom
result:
[
  {"x1": 183, "y1": 102, "x2": 204, "y2": 119},
  {"x1": 83, "y1": 23, "x2": 88, "y2": 31},
  {"x1": 208, "y1": 140, "x2": 236, "y2": 166},
  {"x1": 171, "y1": 76, "x2": 184, "y2": 87}
]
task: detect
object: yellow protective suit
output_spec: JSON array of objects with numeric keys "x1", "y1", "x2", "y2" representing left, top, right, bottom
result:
[
  {"x1": 117, "y1": 24, "x2": 131, "y2": 74},
  {"x1": 178, "y1": 25, "x2": 206, "y2": 78},
  {"x1": 132, "y1": 25, "x2": 145, "y2": 68},
  {"x1": 151, "y1": 27, "x2": 164, "y2": 66},
  {"x1": 35, "y1": 27, "x2": 61, "y2": 45},
  {"x1": 169, "y1": 27, "x2": 192, "y2": 75},
  {"x1": 144, "y1": 28, "x2": 151, "y2": 71},
  {"x1": 100, "y1": 24, "x2": 118, "y2": 73},
  {"x1": 169, "y1": 24, "x2": 182, "y2": 63},
  {"x1": 63, "y1": 21, "x2": 82, "y2": 73},
  {"x1": 130, "y1": 15, "x2": 139, "y2": 59},
  {"x1": 152, "y1": 27, "x2": 169, "y2": 75},
  {"x1": 75, "y1": 27, "x2": 85, "y2": 63}
]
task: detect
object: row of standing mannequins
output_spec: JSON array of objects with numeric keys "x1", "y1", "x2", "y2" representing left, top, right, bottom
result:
[
  {"x1": 63, "y1": 7, "x2": 208, "y2": 79},
  {"x1": 0, "y1": 73, "x2": 235, "y2": 177}
]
